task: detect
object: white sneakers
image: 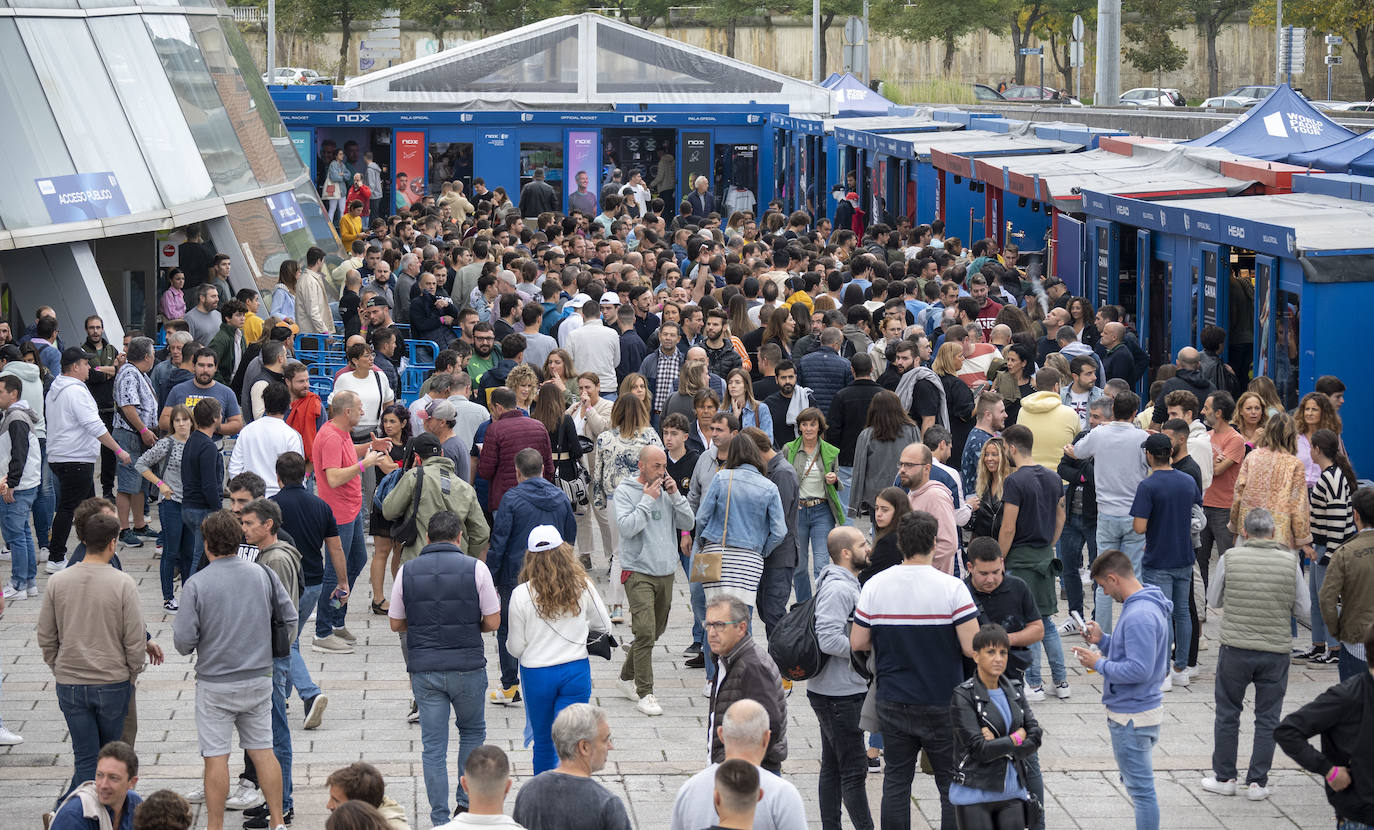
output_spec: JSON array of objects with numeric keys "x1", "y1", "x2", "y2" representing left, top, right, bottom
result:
[
  {"x1": 636, "y1": 694, "x2": 663, "y2": 716},
  {"x1": 184, "y1": 786, "x2": 205, "y2": 804},
  {"x1": 615, "y1": 678, "x2": 640, "y2": 702},
  {"x1": 1170, "y1": 668, "x2": 1191, "y2": 688},
  {"x1": 0, "y1": 726, "x2": 23, "y2": 745},
  {"x1": 44, "y1": 559, "x2": 64, "y2": 574},
  {"x1": 1055, "y1": 682, "x2": 1071, "y2": 700},
  {"x1": 225, "y1": 781, "x2": 265, "y2": 811},
  {"x1": 2, "y1": 584, "x2": 23, "y2": 602},
  {"x1": 1200, "y1": 778, "x2": 1269, "y2": 801},
  {"x1": 1025, "y1": 686, "x2": 1047, "y2": 702},
  {"x1": 1160, "y1": 674, "x2": 1173, "y2": 692}
]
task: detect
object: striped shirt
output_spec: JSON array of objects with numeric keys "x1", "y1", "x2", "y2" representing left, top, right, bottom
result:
[
  {"x1": 855, "y1": 563, "x2": 978, "y2": 705},
  {"x1": 1311, "y1": 464, "x2": 1356, "y2": 548}
]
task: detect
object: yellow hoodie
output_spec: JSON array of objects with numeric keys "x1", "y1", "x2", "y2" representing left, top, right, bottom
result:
[{"x1": 1016, "y1": 391, "x2": 1081, "y2": 474}]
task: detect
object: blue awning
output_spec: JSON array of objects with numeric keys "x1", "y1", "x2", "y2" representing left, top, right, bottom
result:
[
  {"x1": 1288, "y1": 129, "x2": 1374, "y2": 172},
  {"x1": 1184, "y1": 84, "x2": 1355, "y2": 161},
  {"x1": 825, "y1": 72, "x2": 897, "y2": 117}
]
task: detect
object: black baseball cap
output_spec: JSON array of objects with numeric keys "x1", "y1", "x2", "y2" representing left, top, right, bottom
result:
[
  {"x1": 60, "y1": 347, "x2": 89, "y2": 370},
  {"x1": 364, "y1": 295, "x2": 391, "y2": 309},
  {"x1": 411, "y1": 432, "x2": 442, "y2": 459},
  {"x1": 0, "y1": 344, "x2": 21, "y2": 362},
  {"x1": 1141, "y1": 433, "x2": 1173, "y2": 457}
]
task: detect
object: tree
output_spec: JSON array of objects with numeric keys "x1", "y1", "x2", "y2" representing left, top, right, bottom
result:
[
  {"x1": 1009, "y1": 0, "x2": 1049, "y2": 85},
  {"x1": 1186, "y1": 0, "x2": 1251, "y2": 97},
  {"x1": 700, "y1": 0, "x2": 764, "y2": 57},
  {"x1": 1252, "y1": 0, "x2": 1374, "y2": 99},
  {"x1": 871, "y1": 0, "x2": 1005, "y2": 74},
  {"x1": 766, "y1": 0, "x2": 862, "y2": 80},
  {"x1": 1036, "y1": 0, "x2": 1094, "y2": 94},
  {"x1": 399, "y1": 0, "x2": 454, "y2": 47},
  {"x1": 298, "y1": 0, "x2": 393, "y2": 82},
  {"x1": 1122, "y1": 0, "x2": 1188, "y2": 93},
  {"x1": 555, "y1": 0, "x2": 671, "y2": 29}
]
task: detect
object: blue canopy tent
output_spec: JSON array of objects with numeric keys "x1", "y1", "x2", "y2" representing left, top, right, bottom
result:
[
  {"x1": 1184, "y1": 84, "x2": 1355, "y2": 161},
  {"x1": 824, "y1": 72, "x2": 897, "y2": 117},
  {"x1": 1288, "y1": 129, "x2": 1374, "y2": 175}
]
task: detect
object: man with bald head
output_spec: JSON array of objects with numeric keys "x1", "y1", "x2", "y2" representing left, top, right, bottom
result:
[
  {"x1": 1150, "y1": 346, "x2": 1215, "y2": 428},
  {"x1": 670, "y1": 699, "x2": 806, "y2": 830},
  {"x1": 613, "y1": 445, "x2": 695, "y2": 717},
  {"x1": 989, "y1": 323, "x2": 1013, "y2": 349},
  {"x1": 1037, "y1": 307, "x2": 1070, "y2": 365},
  {"x1": 686, "y1": 345, "x2": 727, "y2": 400},
  {"x1": 1098, "y1": 322, "x2": 1134, "y2": 383}
]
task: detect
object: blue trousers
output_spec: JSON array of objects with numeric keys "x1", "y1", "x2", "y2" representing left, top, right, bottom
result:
[
  {"x1": 794, "y1": 502, "x2": 836, "y2": 603},
  {"x1": 679, "y1": 552, "x2": 705, "y2": 646},
  {"x1": 1056, "y1": 512, "x2": 1096, "y2": 617},
  {"x1": 318, "y1": 514, "x2": 366, "y2": 638},
  {"x1": 520, "y1": 659, "x2": 592, "y2": 774},
  {"x1": 1309, "y1": 550, "x2": 1339, "y2": 649},
  {"x1": 412, "y1": 668, "x2": 487, "y2": 823},
  {"x1": 271, "y1": 656, "x2": 294, "y2": 811},
  {"x1": 494, "y1": 584, "x2": 520, "y2": 690},
  {"x1": 288, "y1": 584, "x2": 323, "y2": 701},
  {"x1": 1108, "y1": 718, "x2": 1160, "y2": 830},
  {"x1": 158, "y1": 500, "x2": 194, "y2": 602},
  {"x1": 1, "y1": 485, "x2": 38, "y2": 590},
  {"x1": 1143, "y1": 565, "x2": 1192, "y2": 672},
  {"x1": 56, "y1": 681, "x2": 131, "y2": 799}
]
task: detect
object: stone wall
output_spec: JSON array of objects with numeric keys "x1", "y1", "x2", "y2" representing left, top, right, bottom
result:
[{"x1": 246, "y1": 18, "x2": 1372, "y2": 103}]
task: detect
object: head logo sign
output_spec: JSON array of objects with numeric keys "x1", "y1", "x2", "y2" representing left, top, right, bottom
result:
[{"x1": 36, "y1": 172, "x2": 130, "y2": 224}]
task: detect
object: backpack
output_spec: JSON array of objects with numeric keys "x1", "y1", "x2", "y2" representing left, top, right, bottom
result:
[
  {"x1": 767, "y1": 571, "x2": 831, "y2": 681},
  {"x1": 373, "y1": 466, "x2": 405, "y2": 510}
]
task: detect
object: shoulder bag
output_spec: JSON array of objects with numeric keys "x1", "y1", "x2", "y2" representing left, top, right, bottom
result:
[
  {"x1": 689, "y1": 473, "x2": 731, "y2": 583},
  {"x1": 389, "y1": 466, "x2": 426, "y2": 546},
  {"x1": 538, "y1": 583, "x2": 619, "y2": 660},
  {"x1": 258, "y1": 564, "x2": 292, "y2": 659}
]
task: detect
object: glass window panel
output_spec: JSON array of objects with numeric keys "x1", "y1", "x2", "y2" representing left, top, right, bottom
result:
[
  {"x1": 226, "y1": 198, "x2": 289, "y2": 293},
  {"x1": 183, "y1": 16, "x2": 287, "y2": 187},
  {"x1": 392, "y1": 28, "x2": 578, "y2": 93},
  {"x1": 145, "y1": 15, "x2": 260, "y2": 196},
  {"x1": 13, "y1": 0, "x2": 79, "y2": 8},
  {"x1": 17, "y1": 18, "x2": 163, "y2": 215},
  {"x1": 595, "y1": 25, "x2": 781, "y2": 95},
  {"x1": 90, "y1": 17, "x2": 215, "y2": 206},
  {"x1": 218, "y1": 22, "x2": 306, "y2": 179},
  {"x1": 0, "y1": 20, "x2": 77, "y2": 229},
  {"x1": 291, "y1": 180, "x2": 341, "y2": 260}
]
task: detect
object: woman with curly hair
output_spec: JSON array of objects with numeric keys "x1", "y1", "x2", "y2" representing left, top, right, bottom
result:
[
  {"x1": 368, "y1": 404, "x2": 411, "y2": 614},
  {"x1": 970, "y1": 437, "x2": 1013, "y2": 540},
  {"x1": 133, "y1": 790, "x2": 193, "y2": 830},
  {"x1": 1231, "y1": 390, "x2": 1267, "y2": 448},
  {"x1": 503, "y1": 363, "x2": 538, "y2": 413},
  {"x1": 1295, "y1": 391, "x2": 1342, "y2": 487},
  {"x1": 506, "y1": 526, "x2": 611, "y2": 775}
]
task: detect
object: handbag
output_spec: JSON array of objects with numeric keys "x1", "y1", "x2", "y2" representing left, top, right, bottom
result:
[
  {"x1": 689, "y1": 473, "x2": 732, "y2": 583},
  {"x1": 557, "y1": 464, "x2": 591, "y2": 507},
  {"x1": 539, "y1": 585, "x2": 619, "y2": 660},
  {"x1": 322, "y1": 180, "x2": 342, "y2": 200},
  {"x1": 258, "y1": 564, "x2": 292, "y2": 659},
  {"x1": 389, "y1": 466, "x2": 427, "y2": 546}
]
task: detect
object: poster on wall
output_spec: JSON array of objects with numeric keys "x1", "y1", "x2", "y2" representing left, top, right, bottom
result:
[
  {"x1": 567, "y1": 131, "x2": 600, "y2": 216},
  {"x1": 1095, "y1": 225, "x2": 1111, "y2": 305},
  {"x1": 288, "y1": 130, "x2": 313, "y2": 173},
  {"x1": 1201, "y1": 249, "x2": 1219, "y2": 326},
  {"x1": 35, "y1": 173, "x2": 130, "y2": 224},
  {"x1": 682, "y1": 132, "x2": 710, "y2": 195},
  {"x1": 394, "y1": 131, "x2": 426, "y2": 212},
  {"x1": 1255, "y1": 260, "x2": 1272, "y2": 380},
  {"x1": 265, "y1": 191, "x2": 307, "y2": 235}
]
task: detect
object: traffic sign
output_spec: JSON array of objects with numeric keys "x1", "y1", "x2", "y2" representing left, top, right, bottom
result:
[
  {"x1": 1325, "y1": 34, "x2": 1343, "y2": 45},
  {"x1": 1019, "y1": 47, "x2": 1044, "y2": 55},
  {"x1": 1326, "y1": 55, "x2": 1343, "y2": 65},
  {"x1": 1070, "y1": 41, "x2": 1084, "y2": 68},
  {"x1": 1072, "y1": 14, "x2": 1084, "y2": 41}
]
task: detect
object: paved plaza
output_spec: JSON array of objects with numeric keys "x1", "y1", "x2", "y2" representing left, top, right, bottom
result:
[{"x1": 0, "y1": 515, "x2": 1345, "y2": 829}]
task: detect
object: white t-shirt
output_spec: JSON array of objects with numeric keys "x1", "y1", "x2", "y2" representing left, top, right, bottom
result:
[
  {"x1": 331, "y1": 369, "x2": 394, "y2": 432},
  {"x1": 436, "y1": 814, "x2": 525, "y2": 828},
  {"x1": 669, "y1": 762, "x2": 807, "y2": 830},
  {"x1": 1066, "y1": 388, "x2": 1091, "y2": 430}
]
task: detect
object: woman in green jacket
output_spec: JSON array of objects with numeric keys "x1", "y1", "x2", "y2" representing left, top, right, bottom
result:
[{"x1": 783, "y1": 406, "x2": 845, "y2": 603}]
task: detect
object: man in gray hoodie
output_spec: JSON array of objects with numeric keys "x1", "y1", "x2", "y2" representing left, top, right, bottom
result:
[
  {"x1": 0, "y1": 343, "x2": 52, "y2": 565},
  {"x1": 174, "y1": 509, "x2": 296, "y2": 830},
  {"x1": 613, "y1": 445, "x2": 694, "y2": 717},
  {"x1": 809, "y1": 525, "x2": 874, "y2": 830}
]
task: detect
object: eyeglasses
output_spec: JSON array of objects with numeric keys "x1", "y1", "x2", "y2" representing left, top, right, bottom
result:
[{"x1": 703, "y1": 620, "x2": 744, "y2": 631}]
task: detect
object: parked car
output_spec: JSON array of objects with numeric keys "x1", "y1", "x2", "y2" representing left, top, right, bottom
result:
[
  {"x1": 1119, "y1": 87, "x2": 1186, "y2": 107},
  {"x1": 974, "y1": 84, "x2": 1007, "y2": 102},
  {"x1": 1224, "y1": 85, "x2": 1277, "y2": 100},
  {"x1": 263, "y1": 67, "x2": 324, "y2": 86},
  {"x1": 1201, "y1": 95, "x2": 1260, "y2": 109},
  {"x1": 1328, "y1": 100, "x2": 1374, "y2": 111},
  {"x1": 1002, "y1": 84, "x2": 1083, "y2": 105}
]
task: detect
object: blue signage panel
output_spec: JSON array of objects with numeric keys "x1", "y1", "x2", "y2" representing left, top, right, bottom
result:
[
  {"x1": 265, "y1": 191, "x2": 307, "y2": 235},
  {"x1": 35, "y1": 172, "x2": 130, "y2": 224},
  {"x1": 280, "y1": 110, "x2": 772, "y2": 128}
]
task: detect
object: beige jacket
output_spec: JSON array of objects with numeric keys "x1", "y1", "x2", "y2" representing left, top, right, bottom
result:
[
  {"x1": 37, "y1": 562, "x2": 146, "y2": 686},
  {"x1": 295, "y1": 267, "x2": 334, "y2": 335}
]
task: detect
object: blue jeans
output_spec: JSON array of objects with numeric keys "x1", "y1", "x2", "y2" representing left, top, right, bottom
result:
[
  {"x1": 1107, "y1": 718, "x2": 1160, "y2": 830},
  {"x1": 1142, "y1": 565, "x2": 1192, "y2": 672},
  {"x1": 1025, "y1": 614, "x2": 1067, "y2": 689},
  {"x1": 56, "y1": 681, "x2": 132, "y2": 799},
  {"x1": 520, "y1": 659, "x2": 591, "y2": 775},
  {"x1": 183, "y1": 505, "x2": 210, "y2": 572},
  {"x1": 1212, "y1": 645, "x2": 1288, "y2": 787},
  {"x1": 271, "y1": 656, "x2": 294, "y2": 811},
  {"x1": 1057, "y1": 512, "x2": 1096, "y2": 616},
  {"x1": 158, "y1": 500, "x2": 194, "y2": 601},
  {"x1": 412, "y1": 668, "x2": 487, "y2": 824},
  {"x1": 679, "y1": 552, "x2": 705, "y2": 646},
  {"x1": 1309, "y1": 551, "x2": 1339, "y2": 649},
  {"x1": 288, "y1": 583, "x2": 323, "y2": 701},
  {"x1": 318, "y1": 514, "x2": 366, "y2": 638},
  {"x1": 835, "y1": 466, "x2": 853, "y2": 526},
  {"x1": 794, "y1": 502, "x2": 836, "y2": 603},
  {"x1": 1339, "y1": 647, "x2": 1366, "y2": 682},
  {"x1": 602, "y1": 390, "x2": 617, "y2": 402},
  {"x1": 1, "y1": 486, "x2": 38, "y2": 590},
  {"x1": 494, "y1": 584, "x2": 520, "y2": 689},
  {"x1": 808, "y1": 691, "x2": 873, "y2": 830},
  {"x1": 876, "y1": 699, "x2": 955, "y2": 830},
  {"x1": 1094, "y1": 514, "x2": 1146, "y2": 632},
  {"x1": 33, "y1": 439, "x2": 53, "y2": 550}
]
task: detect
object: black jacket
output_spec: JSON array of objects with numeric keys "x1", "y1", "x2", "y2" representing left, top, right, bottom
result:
[
  {"x1": 950, "y1": 674, "x2": 1043, "y2": 794},
  {"x1": 410, "y1": 292, "x2": 457, "y2": 348},
  {"x1": 1058, "y1": 428, "x2": 1098, "y2": 523},
  {"x1": 826, "y1": 379, "x2": 884, "y2": 466},
  {"x1": 517, "y1": 179, "x2": 558, "y2": 218},
  {"x1": 1276, "y1": 672, "x2": 1374, "y2": 823},
  {"x1": 763, "y1": 391, "x2": 795, "y2": 449},
  {"x1": 708, "y1": 636, "x2": 788, "y2": 769},
  {"x1": 703, "y1": 340, "x2": 742, "y2": 380},
  {"x1": 1098, "y1": 343, "x2": 1135, "y2": 384},
  {"x1": 1151, "y1": 368, "x2": 1215, "y2": 426}
]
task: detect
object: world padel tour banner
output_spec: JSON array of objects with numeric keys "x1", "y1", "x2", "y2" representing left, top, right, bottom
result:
[{"x1": 36, "y1": 173, "x2": 130, "y2": 224}]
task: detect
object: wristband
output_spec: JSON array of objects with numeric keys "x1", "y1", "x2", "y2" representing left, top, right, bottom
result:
[
  {"x1": 156, "y1": 480, "x2": 165, "y2": 488},
  {"x1": 1327, "y1": 767, "x2": 1342, "y2": 783},
  {"x1": 139, "y1": 427, "x2": 152, "y2": 435},
  {"x1": 1010, "y1": 732, "x2": 1023, "y2": 746},
  {"x1": 358, "y1": 460, "x2": 365, "y2": 473}
]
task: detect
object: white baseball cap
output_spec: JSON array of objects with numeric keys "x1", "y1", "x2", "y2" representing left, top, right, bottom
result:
[
  {"x1": 600, "y1": 292, "x2": 621, "y2": 306},
  {"x1": 566, "y1": 293, "x2": 592, "y2": 308},
  {"x1": 527, "y1": 525, "x2": 564, "y2": 553}
]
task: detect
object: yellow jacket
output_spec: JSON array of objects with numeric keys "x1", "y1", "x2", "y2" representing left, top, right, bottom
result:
[{"x1": 340, "y1": 212, "x2": 361, "y2": 249}]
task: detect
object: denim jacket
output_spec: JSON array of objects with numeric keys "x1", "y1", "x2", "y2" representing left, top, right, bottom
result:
[{"x1": 694, "y1": 464, "x2": 787, "y2": 557}]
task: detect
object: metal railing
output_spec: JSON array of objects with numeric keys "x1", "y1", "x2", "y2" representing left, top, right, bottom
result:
[{"x1": 230, "y1": 6, "x2": 264, "y2": 23}]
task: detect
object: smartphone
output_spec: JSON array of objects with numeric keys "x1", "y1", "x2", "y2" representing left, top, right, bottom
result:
[{"x1": 329, "y1": 588, "x2": 348, "y2": 609}]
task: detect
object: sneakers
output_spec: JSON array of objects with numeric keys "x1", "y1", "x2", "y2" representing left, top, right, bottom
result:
[
  {"x1": 44, "y1": 559, "x2": 65, "y2": 574},
  {"x1": 615, "y1": 678, "x2": 641, "y2": 702},
  {"x1": 1200, "y1": 776, "x2": 1237, "y2": 796},
  {"x1": 302, "y1": 694, "x2": 327, "y2": 730},
  {"x1": 162, "y1": 598, "x2": 179, "y2": 613},
  {"x1": 407, "y1": 700, "x2": 420, "y2": 723},
  {"x1": 1247, "y1": 783, "x2": 1270, "y2": 801},
  {"x1": 636, "y1": 694, "x2": 663, "y2": 716},
  {"x1": 488, "y1": 686, "x2": 521, "y2": 705},
  {"x1": 867, "y1": 752, "x2": 882, "y2": 771},
  {"x1": 118, "y1": 529, "x2": 144, "y2": 548},
  {"x1": 1294, "y1": 644, "x2": 1325, "y2": 662},
  {"x1": 609, "y1": 605, "x2": 624, "y2": 624},
  {"x1": 3, "y1": 583, "x2": 24, "y2": 602},
  {"x1": 1059, "y1": 617, "x2": 1082, "y2": 636},
  {"x1": 1055, "y1": 682, "x2": 1071, "y2": 700},
  {"x1": 184, "y1": 786, "x2": 205, "y2": 804},
  {"x1": 1161, "y1": 674, "x2": 1173, "y2": 692},
  {"x1": 781, "y1": 678, "x2": 793, "y2": 697},
  {"x1": 1025, "y1": 686, "x2": 1046, "y2": 702},
  {"x1": 702, "y1": 681, "x2": 712, "y2": 698},
  {"x1": 332, "y1": 626, "x2": 357, "y2": 643},
  {"x1": 579, "y1": 553, "x2": 593, "y2": 571},
  {"x1": 244, "y1": 806, "x2": 292, "y2": 829},
  {"x1": 684, "y1": 652, "x2": 706, "y2": 669},
  {"x1": 0, "y1": 726, "x2": 23, "y2": 745},
  {"x1": 310, "y1": 634, "x2": 354, "y2": 654},
  {"x1": 1310, "y1": 651, "x2": 1341, "y2": 666},
  {"x1": 0, "y1": 548, "x2": 8, "y2": 559},
  {"x1": 1170, "y1": 668, "x2": 1191, "y2": 688},
  {"x1": 26, "y1": 585, "x2": 37, "y2": 598},
  {"x1": 225, "y1": 781, "x2": 265, "y2": 811},
  {"x1": 683, "y1": 642, "x2": 702, "y2": 658},
  {"x1": 133, "y1": 525, "x2": 159, "y2": 538}
]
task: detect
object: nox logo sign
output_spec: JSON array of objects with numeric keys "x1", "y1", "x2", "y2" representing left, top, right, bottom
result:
[
  {"x1": 623, "y1": 114, "x2": 658, "y2": 124},
  {"x1": 335, "y1": 114, "x2": 371, "y2": 123}
]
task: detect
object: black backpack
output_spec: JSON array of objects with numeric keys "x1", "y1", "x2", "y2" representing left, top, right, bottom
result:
[{"x1": 767, "y1": 571, "x2": 831, "y2": 681}]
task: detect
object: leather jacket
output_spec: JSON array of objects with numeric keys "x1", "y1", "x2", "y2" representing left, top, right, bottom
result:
[{"x1": 950, "y1": 673, "x2": 1042, "y2": 793}]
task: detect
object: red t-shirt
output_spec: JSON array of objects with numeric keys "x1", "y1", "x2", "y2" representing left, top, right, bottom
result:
[
  {"x1": 313, "y1": 421, "x2": 361, "y2": 523},
  {"x1": 1203, "y1": 427, "x2": 1247, "y2": 509}
]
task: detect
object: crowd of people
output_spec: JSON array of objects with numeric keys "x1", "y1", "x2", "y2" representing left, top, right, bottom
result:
[{"x1": 2, "y1": 182, "x2": 1373, "y2": 830}]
